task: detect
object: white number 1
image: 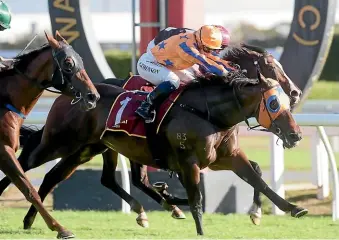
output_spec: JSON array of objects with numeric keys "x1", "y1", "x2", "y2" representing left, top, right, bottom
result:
[{"x1": 115, "y1": 96, "x2": 132, "y2": 126}]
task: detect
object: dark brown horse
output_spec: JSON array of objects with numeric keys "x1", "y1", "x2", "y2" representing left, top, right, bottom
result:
[
  {"x1": 95, "y1": 45, "x2": 303, "y2": 226},
  {"x1": 0, "y1": 45, "x2": 303, "y2": 229},
  {"x1": 11, "y1": 64, "x2": 306, "y2": 236},
  {"x1": 100, "y1": 45, "x2": 304, "y2": 226},
  {"x1": 0, "y1": 31, "x2": 99, "y2": 239}
]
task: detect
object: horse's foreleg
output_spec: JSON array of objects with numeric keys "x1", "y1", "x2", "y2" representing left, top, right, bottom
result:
[
  {"x1": 23, "y1": 144, "x2": 106, "y2": 230},
  {"x1": 23, "y1": 154, "x2": 85, "y2": 230},
  {"x1": 180, "y1": 160, "x2": 203, "y2": 235},
  {"x1": 0, "y1": 128, "x2": 44, "y2": 195},
  {"x1": 249, "y1": 160, "x2": 263, "y2": 225},
  {"x1": 230, "y1": 149, "x2": 308, "y2": 217},
  {"x1": 0, "y1": 143, "x2": 74, "y2": 239},
  {"x1": 101, "y1": 150, "x2": 149, "y2": 228},
  {"x1": 130, "y1": 163, "x2": 186, "y2": 220}
]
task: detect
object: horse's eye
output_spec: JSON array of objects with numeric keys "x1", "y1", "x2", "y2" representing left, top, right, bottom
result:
[{"x1": 269, "y1": 99, "x2": 279, "y2": 111}]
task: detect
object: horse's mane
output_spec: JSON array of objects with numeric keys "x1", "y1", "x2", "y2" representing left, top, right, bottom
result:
[
  {"x1": 0, "y1": 43, "x2": 51, "y2": 78},
  {"x1": 222, "y1": 44, "x2": 268, "y2": 62},
  {"x1": 185, "y1": 44, "x2": 272, "y2": 91},
  {"x1": 186, "y1": 74, "x2": 259, "y2": 91}
]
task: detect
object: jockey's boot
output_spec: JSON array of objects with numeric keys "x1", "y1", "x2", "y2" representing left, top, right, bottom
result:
[{"x1": 136, "y1": 81, "x2": 176, "y2": 122}]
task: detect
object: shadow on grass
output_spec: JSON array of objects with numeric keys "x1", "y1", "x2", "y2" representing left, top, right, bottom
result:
[{"x1": 286, "y1": 193, "x2": 317, "y2": 202}]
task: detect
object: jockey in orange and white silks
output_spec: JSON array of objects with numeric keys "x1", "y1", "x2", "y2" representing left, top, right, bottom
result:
[{"x1": 136, "y1": 25, "x2": 233, "y2": 122}]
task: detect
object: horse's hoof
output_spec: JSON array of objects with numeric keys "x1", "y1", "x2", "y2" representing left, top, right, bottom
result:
[
  {"x1": 136, "y1": 212, "x2": 149, "y2": 228},
  {"x1": 171, "y1": 208, "x2": 186, "y2": 219},
  {"x1": 291, "y1": 207, "x2": 308, "y2": 218},
  {"x1": 23, "y1": 217, "x2": 34, "y2": 230},
  {"x1": 249, "y1": 203, "x2": 261, "y2": 226},
  {"x1": 250, "y1": 213, "x2": 261, "y2": 225},
  {"x1": 57, "y1": 230, "x2": 75, "y2": 239},
  {"x1": 136, "y1": 218, "x2": 149, "y2": 228}
]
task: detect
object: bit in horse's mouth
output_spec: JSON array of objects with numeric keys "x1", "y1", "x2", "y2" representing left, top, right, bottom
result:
[{"x1": 81, "y1": 98, "x2": 97, "y2": 111}]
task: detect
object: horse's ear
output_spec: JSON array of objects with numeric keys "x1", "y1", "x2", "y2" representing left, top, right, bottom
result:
[
  {"x1": 239, "y1": 43, "x2": 252, "y2": 55},
  {"x1": 259, "y1": 72, "x2": 269, "y2": 85},
  {"x1": 45, "y1": 30, "x2": 60, "y2": 48},
  {"x1": 242, "y1": 43, "x2": 267, "y2": 55},
  {"x1": 55, "y1": 30, "x2": 69, "y2": 45}
]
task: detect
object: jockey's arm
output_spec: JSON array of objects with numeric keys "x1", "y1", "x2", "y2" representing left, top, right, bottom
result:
[
  {"x1": 178, "y1": 41, "x2": 228, "y2": 77},
  {"x1": 205, "y1": 52, "x2": 236, "y2": 72}
]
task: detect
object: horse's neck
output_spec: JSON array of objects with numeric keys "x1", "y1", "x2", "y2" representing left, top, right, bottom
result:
[
  {"x1": 235, "y1": 86, "x2": 262, "y2": 120},
  {"x1": 178, "y1": 85, "x2": 261, "y2": 128},
  {"x1": 4, "y1": 48, "x2": 52, "y2": 115}
]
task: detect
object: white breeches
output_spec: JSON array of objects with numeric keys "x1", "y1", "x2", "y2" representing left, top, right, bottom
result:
[{"x1": 137, "y1": 50, "x2": 196, "y2": 89}]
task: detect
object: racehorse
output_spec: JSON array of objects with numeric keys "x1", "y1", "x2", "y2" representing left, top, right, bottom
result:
[
  {"x1": 0, "y1": 45, "x2": 303, "y2": 229},
  {"x1": 0, "y1": 31, "x2": 99, "y2": 239},
  {"x1": 9, "y1": 60, "x2": 306, "y2": 236},
  {"x1": 100, "y1": 44, "x2": 304, "y2": 225}
]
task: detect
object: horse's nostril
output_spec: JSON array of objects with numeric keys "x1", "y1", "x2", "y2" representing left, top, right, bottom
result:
[
  {"x1": 291, "y1": 90, "x2": 300, "y2": 97},
  {"x1": 289, "y1": 132, "x2": 302, "y2": 141},
  {"x1": 87, "y1": 93, "x2": 96, "y2": 102}
]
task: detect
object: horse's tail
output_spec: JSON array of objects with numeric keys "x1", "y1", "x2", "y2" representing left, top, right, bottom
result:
[{"x1": 19, "y1": 125, "x2": 44, "y2": 163}]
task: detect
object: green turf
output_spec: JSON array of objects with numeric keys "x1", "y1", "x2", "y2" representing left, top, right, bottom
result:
[
  {"x1": 307, "y1": 81, "x2": 339, "y2": 100},
  {"x1": 0, "y1": 209, "x2": 337, "y2": 239}
]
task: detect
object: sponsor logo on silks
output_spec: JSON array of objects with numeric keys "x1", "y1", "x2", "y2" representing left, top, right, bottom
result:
[
  {"x1": 113, "y1": 119, "x2": 128, "y2": 128},
  {"x1": 139, "y1": 62, "x2": 160, "y2": 74}
]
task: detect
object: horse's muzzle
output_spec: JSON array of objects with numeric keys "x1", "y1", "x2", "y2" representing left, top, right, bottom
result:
[{"x1": 283, "y1": 131, "x2": 302, "y2": 149}]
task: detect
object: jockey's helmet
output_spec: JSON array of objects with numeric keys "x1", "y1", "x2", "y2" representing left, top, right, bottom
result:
[
  {"x1": 194, "y1": 25, "x2": 230, "y2": 50},
  {"x1": 0, "y1": 1, "x2": 11, "y2": 30},
  {"x1": 215, "y1": 25, "x2": 231, "y2": 48}
]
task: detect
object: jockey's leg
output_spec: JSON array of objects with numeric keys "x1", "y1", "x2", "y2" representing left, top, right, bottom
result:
[
  {"x1": 136, "y1": 51, "x2": 180, "y2": 121},
  {"x1": 135, "y1": 81, "x2": 177, "y2": 121}
]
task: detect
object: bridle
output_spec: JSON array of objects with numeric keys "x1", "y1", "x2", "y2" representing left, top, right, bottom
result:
[
  {"x1": 15, "y1": 44, "x2": 84, "y2": 104},
  {"x1": 231, "y1": 57, "x2": 285, "y2": 143},
  {"x1": 6, "y1": 43, "x2": 86, "y2": 119},
  {"x1": 49, "y1": 44, "x2": 85, "y2": 104}
]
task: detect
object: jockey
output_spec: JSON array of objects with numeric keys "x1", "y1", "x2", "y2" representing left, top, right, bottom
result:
[
  {"x1": 0, "y1": 0, "x2": 13, "y2": 70},
  {"x1": 136, "y1": 25, "x2": 233, "y2": 122}
]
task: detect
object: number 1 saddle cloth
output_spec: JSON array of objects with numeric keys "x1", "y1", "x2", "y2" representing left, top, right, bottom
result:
[{"x1": 102, "y1": 75, "x2": 184, "y2": 138}]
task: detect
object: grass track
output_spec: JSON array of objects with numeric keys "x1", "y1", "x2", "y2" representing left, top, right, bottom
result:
[{"x1": 0, "y1": 209, "x2": 338, "y2": 239}]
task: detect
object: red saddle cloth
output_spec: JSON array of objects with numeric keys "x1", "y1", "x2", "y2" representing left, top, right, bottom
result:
[{"x1": 104, "y1": 75, "x2": 183, "y2": 138}]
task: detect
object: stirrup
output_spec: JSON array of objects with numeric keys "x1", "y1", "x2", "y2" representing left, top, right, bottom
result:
[
  {"x1": 130, "y1": 90, "x2": 149, "y2": 95},
  {"x1": 145, "y1": 110, "x2": 156, "y2": 123}
]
